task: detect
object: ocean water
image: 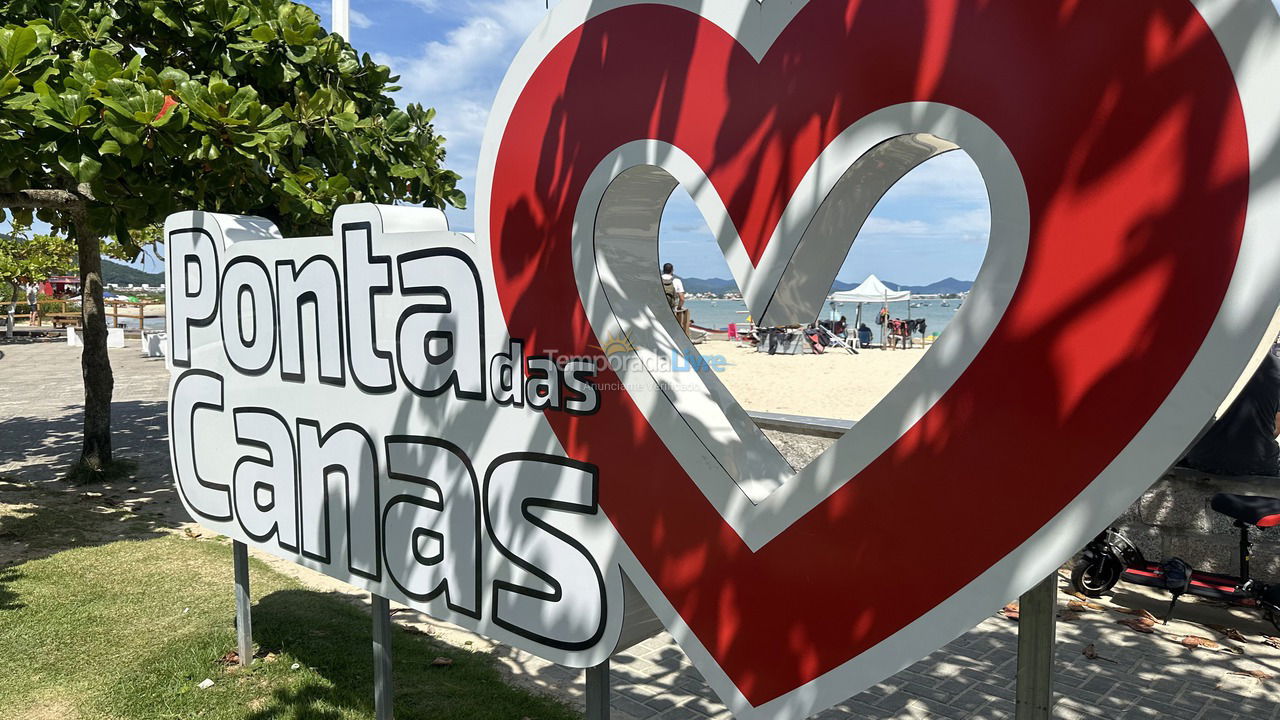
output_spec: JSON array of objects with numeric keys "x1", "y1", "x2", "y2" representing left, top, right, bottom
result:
[
  {"x1": 683, "y1": 297, "x2": 961, "y2": 336},
  {"x1": 96, "y1": 301, "x2": 959, "y2": 335}
]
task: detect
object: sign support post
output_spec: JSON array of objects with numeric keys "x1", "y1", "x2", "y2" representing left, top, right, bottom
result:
[
  {"x1": 586, "y1": 661, "x2": 611, "y2": 712},
  {"x1": 372, "y1": 594, "x2": 394, "y2": 720},
  {"x1": 585, "y1": 658, "x2": 610, "y2": 720},
  {"x1": 1014, "y1": 574, "x2": 1057, "y2": 720},
  {"x1": 233, "y1": 540, "x2": 252, "y2": 668}
]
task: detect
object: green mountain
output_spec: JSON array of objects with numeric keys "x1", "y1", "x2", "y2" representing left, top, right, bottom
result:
[
  {"x1": 682, "y1": 276, "x2": 974, "y2": 295},
  {"x1": 101, "y1": 260, "x2": 164, "y2": 287}
]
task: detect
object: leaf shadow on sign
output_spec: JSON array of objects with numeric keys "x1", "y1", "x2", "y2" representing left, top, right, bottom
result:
[
  {"x1": 0, "y1": 399, "x2": 179, "y2": 610},
  {"x1": 242, "y1": 589, "x2": 580, "y2": 720},
  {"x1": 490, "y1": 0, "x2": 1280, "y2": 710}
]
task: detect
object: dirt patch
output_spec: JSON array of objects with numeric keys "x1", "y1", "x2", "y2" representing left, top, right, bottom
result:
[{"x1": 15, "y1": 694, "x2": 80, "y2": 720}]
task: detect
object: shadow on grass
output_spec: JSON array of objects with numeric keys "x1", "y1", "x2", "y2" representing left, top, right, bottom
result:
[
  {"x1": 246, "y1": 590, "x2": 579, "y2": 720},
  {"x1": 0, "y1": 399, "x2": 180, "y2": 610},
  {"x1": 0, "y1": 566, "x2": 20, "y2": 612}
]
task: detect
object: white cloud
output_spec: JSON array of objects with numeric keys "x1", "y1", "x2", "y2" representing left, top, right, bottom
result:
[
  {"x1": 351, "y1": 8, "x2": 374, "y2": 29},
  {"x1": 860, "y1": 208, "x2": 989, "y2": 242},
  {"x1": 400, "y1": 0, "x2": 442, "y2": 12},
  {"x1": 375, "y1": 0, "x2": 558, "y2": 230}
]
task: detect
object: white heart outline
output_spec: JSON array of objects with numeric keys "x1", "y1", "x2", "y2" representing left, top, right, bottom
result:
[
  {"x1": 476, "y1": 1, "x2": 1280, "y2": 717},
  {"x1": 571, "y1": 104, "x2": 1030, "y2": 549}
]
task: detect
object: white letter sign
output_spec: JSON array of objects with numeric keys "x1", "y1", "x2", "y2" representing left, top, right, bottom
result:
[{"x1": 169, "y1": 2, "x2": 1280, "y2": 717}]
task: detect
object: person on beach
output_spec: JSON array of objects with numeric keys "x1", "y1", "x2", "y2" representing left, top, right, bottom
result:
[
  {"x1": 1181, "y1": 342, "x2": 1280, "y2": 477},
  {"x1": 25, "y1": 279, "x2": 38, "y2": 325},
  {"x1": 661, "y1": 263, "x2": 691, "y2": 334},
  {"x1": 857, "y1": 323, "x2": 873, "y2": 348},
  {"x1": 833, "y1": 315, "x2": 848, "y2": 338},
  {"x1": 661, "y1": 263, "x2": 685, "y2": 311}
]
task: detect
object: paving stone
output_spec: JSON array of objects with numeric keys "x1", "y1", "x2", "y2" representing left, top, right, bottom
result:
[{"x1": 9, "y1": 339, "x2": 1280, "y2": 720}]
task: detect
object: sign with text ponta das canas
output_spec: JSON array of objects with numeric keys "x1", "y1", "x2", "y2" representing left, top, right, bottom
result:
[{"x1": 167, "y1": 2, "x2": 1280, "y2": 718}]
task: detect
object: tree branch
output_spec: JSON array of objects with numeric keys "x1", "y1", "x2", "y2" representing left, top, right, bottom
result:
[{"x1": 0, "y1": 184, "x2": 97, "y2": 210}]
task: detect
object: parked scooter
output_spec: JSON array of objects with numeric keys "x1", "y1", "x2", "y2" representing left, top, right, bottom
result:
[{"x1": 1072, "y1": 493, "x2": 1280, "y2": 631}]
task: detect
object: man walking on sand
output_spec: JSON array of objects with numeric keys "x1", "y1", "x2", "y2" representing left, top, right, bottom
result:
[
  {"x1": 661, "y1": 263, "x2": 685, "y2": 311},
  {"x1": 661, "y1": 263, "x2": 691, "y2": 334}
]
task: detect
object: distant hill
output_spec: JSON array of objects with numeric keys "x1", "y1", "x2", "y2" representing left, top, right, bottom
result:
[
  {"x1": 882, "y1": 277, "x2": 974, "y2": 295},
  {"x1": 101, "y1": 260, "x2": 164, "y2": 287},
  {"x1": 681, "y1": 277, "x2": 740, "y2": 294},
  {"x1": 681, "y1": 276, "x2": 973, "y2": 295}
]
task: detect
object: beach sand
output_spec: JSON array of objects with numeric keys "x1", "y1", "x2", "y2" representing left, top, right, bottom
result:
[{"x1": 708, "y1": 338, "x2": 928, "y2": 421}]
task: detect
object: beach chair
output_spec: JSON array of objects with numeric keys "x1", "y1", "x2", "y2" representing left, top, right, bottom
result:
[{"x1": 816, "y1": 325, "x2": 858, "y2": 354}]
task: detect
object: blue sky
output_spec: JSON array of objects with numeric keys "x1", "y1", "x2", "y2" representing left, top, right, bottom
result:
[
  {"x1": 140, "y1": 0, "x2": 1280, "y2": 284},
  {"x1": 307, "y1": 0, "x2": 991, "y2": 286}
]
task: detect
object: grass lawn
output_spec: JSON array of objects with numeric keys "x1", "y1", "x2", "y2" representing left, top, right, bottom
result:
[{"x1": 0, "y1": 534, "x2": 581, "y2": 720}]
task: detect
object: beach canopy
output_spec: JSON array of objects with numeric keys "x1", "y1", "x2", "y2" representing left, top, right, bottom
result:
[{"x1": 828, "y1": 274, "x2": 911, "y2": 304}]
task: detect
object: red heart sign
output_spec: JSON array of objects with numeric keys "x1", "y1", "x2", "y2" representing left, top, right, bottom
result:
[{"x1": 480, "y1": 0, "x2": 1280, "y2": 715}]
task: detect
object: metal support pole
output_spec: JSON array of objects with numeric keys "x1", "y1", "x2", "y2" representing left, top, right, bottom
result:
[
  {"x1": 1014, "y1": 574, "x2": 1057, "y2": 720},
  {"x1": 332, "y1": 0, "x2": 349, "y2": 37},
  {"x1": 372, "y1": 594, "x2": 394, "y2": 720},
  {"x1": 585, "y1": 658, "x2": 610, "y2": 720},
  {"x1": 232, "y1": 540, "x2": 252, "y2": 668}
]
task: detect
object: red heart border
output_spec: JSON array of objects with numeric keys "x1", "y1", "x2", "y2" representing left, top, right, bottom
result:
[{"x1": 477, "y1": 1, "x2": 1280, "y2": 716}]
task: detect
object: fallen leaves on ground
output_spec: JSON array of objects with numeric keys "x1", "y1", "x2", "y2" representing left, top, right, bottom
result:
[
  {"x1": 1264, "y1": 636, "x2": 1280, "y2": 649},
  {"x1": 1067, "y1": 599, "x2": 1105, "y2": 612},
  {"x1": 430, "y1": 657, "x2": 454, "y2": 668},
  {"x1": 999, "y1": 602, "x2": 1019, "y2": 621},
  {"x1": 1114, "y1": 607, "x2": 1159, "y2": 622},
  {"x1": 1182, "y1": 635, "x2": 1219, "y2": 649},
  {"x1": 1178, "y1": 635, "x2": 1240, "y2": 653},
  {"x1": 1207, "y1": 624, "x2": 1248, "y2": 643},
  {"x1": 1058, "y1": 610, "x2": 1082, "y2": 622},
  {"x1": 1228, "y1": 669, "x2": 1274, "y2": 680},
  {"x1": 1116, "y1": 617, "x2": 1156, "y2": 634},
  {"x1": 216, "y1": 650, "x2": 240, "y2": 666},
  {"x1": 1082, "y1": 643, "x2": 1116, "y2": 663}
]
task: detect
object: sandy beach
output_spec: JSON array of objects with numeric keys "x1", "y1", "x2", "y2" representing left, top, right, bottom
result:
[{"x1": 707, "y1": 337, "x2": 928, "y2": 421}]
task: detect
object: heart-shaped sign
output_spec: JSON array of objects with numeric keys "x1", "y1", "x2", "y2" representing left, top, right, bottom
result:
[{"x1": 478, "y1": 0, "x2": 1280, "y2": 717}]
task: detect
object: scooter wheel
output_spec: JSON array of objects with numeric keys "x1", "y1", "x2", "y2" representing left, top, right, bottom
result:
[{"x1": 1071, "y1": 557, "x2": 1121, "y2": 598}]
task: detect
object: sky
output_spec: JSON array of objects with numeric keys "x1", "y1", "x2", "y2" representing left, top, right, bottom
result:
[
  {"x1": 125, "y1": 0, "x2": 1280, "y2": 283},
  {"x1": 306, "y1": 0, "x2": 995, "y2": 286}
]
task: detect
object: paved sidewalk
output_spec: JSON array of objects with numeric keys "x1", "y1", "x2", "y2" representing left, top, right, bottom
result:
[{"x1": 4, "y1": 337, "x2": 1280, "y2": 719}]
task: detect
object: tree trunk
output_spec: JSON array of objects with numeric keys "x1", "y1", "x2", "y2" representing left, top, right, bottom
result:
[{"x1": 74, "y1": 212, "x2": 113, "y2": 468}]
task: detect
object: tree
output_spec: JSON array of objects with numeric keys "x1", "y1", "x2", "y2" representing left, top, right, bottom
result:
[
  {"x1": 0, "y1": 223, "x2": 75, "y2": 337},
  {"x1": 0, "y1": 0, "x2": 464, "y2": 475}
]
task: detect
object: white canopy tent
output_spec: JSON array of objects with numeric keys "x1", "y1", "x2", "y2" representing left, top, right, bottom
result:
[
  {"x1": 829, "y1": 274, "x2": 911, "y2": 304},
  {"x1": 828, "y1": 274, "x2": 912, "y2": 347}
]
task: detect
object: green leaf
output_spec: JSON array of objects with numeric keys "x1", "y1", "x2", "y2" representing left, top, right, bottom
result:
[
  {"x1": 99, "y1": 139, "x2": 122, "y2": 155},
  {"x1": 58, "y1": 8, "x2": 89, "y2": 41},
  {"x1": 88, "y1": 49, "x2": 123, "y2": 80},
  {"x1": 281, "y1": 175, "x2": 305, "y2": 197},
  {"x1": 332, "y1": 112, "x2": 357, "y2": 132},
  {"x1": 151, "y1": 3, "x2": 182, "y2": 29},
  {"x1": 327, "y1": 174, "x2": 350, "y2": 194},
  {"x1": 157, "y1": 67, "x2": 190, "y2": 90},
  {"x1": 3, "y1": 27, "x2": 37, "y2": 71},
  {"x1": 251, "y1": 24, "x2": 277, "y2": 42}
]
